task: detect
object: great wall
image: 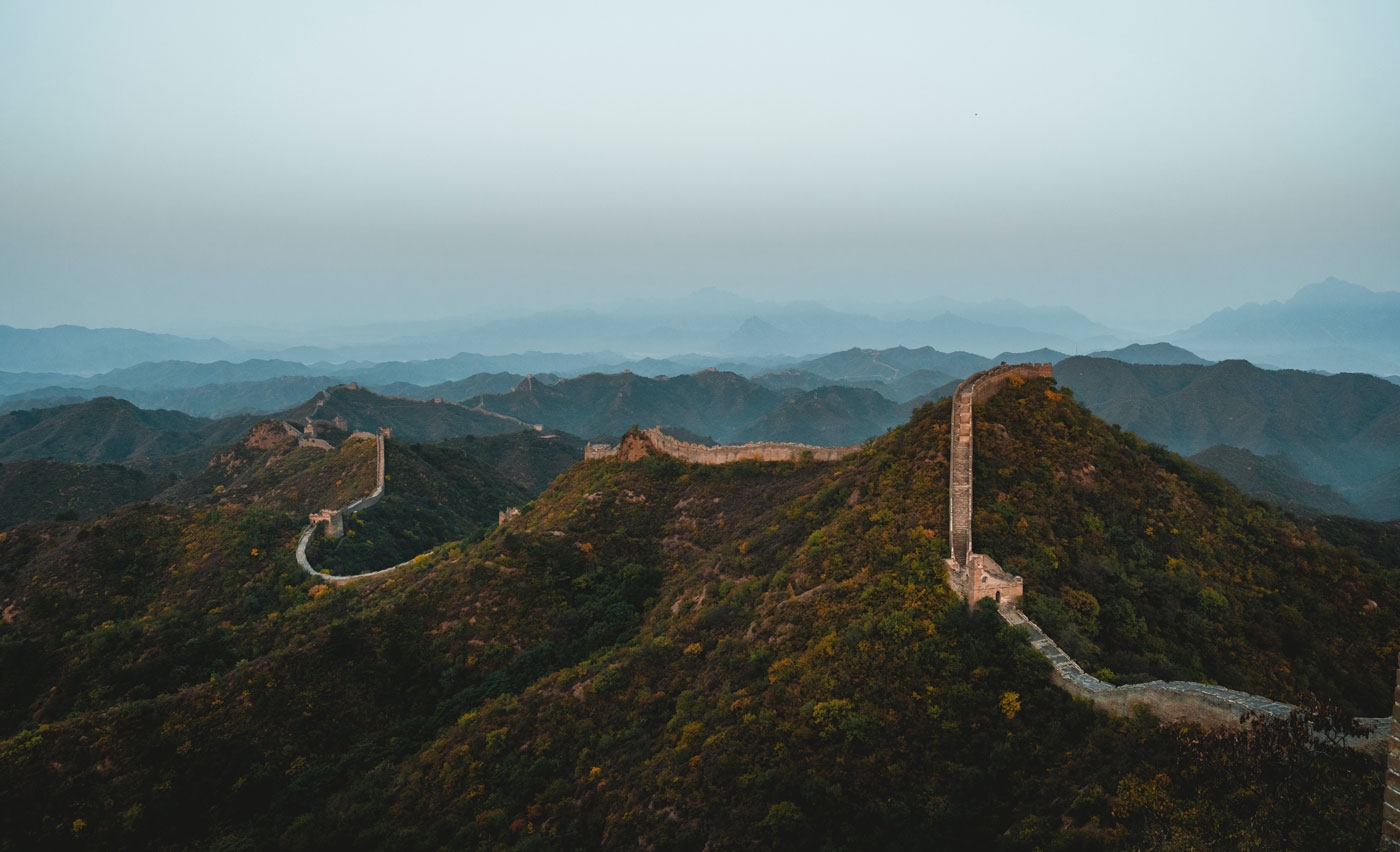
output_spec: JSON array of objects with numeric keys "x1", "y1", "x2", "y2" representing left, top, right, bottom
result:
[
  {"x1": 581, "y1": 367, "x2": 1397, "y2": 768},
  {"x1": 294, "y1": 427, "x2": 424, "y2": 586},
  {"x1": 940, "y1": 364, "x2": 1394, "y2": 773},
  {"x1": 289, "y1": 367, "x2": 1400, "y2": 840},
  {"x1": 585, "y1": 427, "x2": 862, "y2": 464}
]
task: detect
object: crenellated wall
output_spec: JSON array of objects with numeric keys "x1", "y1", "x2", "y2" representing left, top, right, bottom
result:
[
  {"x1": 940, "y1": 362, "x2": 1391, "y2": 760},
  {"x1": 949, "y1": 363, "x2": 1053, "y2": 568},
  {"x1": 585, "y1": 427, "x2": 861, "y2": 464}
]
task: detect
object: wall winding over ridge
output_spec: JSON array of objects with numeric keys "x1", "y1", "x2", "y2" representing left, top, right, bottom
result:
[
  {"x1": 945, "y1": 364, "x2": 1390, "y2": 758},
  {"x1": 949, "y1": 363, "x2": 1053, "y2": 567},
  {"x1": 295, "y1": 428, "x2": 414, "y2": 586},
  {"x1": 585, "y1": 427, "x2": 861, "y2": 464}
]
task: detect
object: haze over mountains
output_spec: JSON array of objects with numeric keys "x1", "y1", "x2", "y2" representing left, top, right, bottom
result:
[
  {"x1": 6, "y1": 279, "x2": 1397, "y2": 378},
  {"x1": 3, "y1": 277, "x2": 1400, "y2": 528}
]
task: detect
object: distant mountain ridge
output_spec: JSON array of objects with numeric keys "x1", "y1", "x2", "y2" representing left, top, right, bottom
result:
[
  {"x1": 1171, "y1": 277, "x2": 1400, "y2": 374},
  {"x1": 1188, "y1": 445, "x2": 1359, "y2": 517},
  {"x1": 1057, "y1": 356, "x2": 1400, "y2": 519},
  {"x1": 0, "y1": 397, "x2": 259, "y2": 475},
  {"x1": 277, "y1": 385, "x2": 530, "y2": 442},
  {"x1": 1089, "y1": 342, "x2": 1210, "y2": 366},
  {"x1": 0, "y1": 325, "x2": 243, "y2": 373}
]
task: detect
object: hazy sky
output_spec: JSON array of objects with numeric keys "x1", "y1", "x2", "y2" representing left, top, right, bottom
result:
[{"x1": 2, "y1": 1, "x2": 1397, "y2": 334}]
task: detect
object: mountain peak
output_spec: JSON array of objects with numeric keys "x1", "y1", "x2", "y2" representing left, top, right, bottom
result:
[{"x1": 1288, "y1": 277, "x2": 1374, "y2": 305}]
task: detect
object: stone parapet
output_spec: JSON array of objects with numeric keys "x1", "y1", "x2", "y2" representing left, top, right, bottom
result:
[
  {"x1": 298, "y1": 428, "x2": 406, "y2": 584},
  {"x1": 585, "y1": 427, "x2": 861, "y2": 464},
  {"x1": 948, "y1": 363, "x2": 1053, "y2": 568},
  {"x1": 999, "y1": 605, "x2": 1389, "y2": 758},
  {"x1": 1387, "y1": 652, "x2": 1400, "y2": 846}
]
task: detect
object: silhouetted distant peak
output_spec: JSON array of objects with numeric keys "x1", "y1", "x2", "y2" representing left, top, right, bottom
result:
[
  {"x1": 1289, "y1": 277, "x2": 1376, "y2": 305},
  {"x1": 1088, "y1": 342, "x2": 1210, "y2": 366}
]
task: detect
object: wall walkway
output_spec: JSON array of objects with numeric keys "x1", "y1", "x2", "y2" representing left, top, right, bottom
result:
[
  {"x1": 585, "y1": 427, "x2": 861, "y2": 464},
  {"x1": 295, "y1": 428, "x2": 419, "y2": 585},
  {"x1": 945, "y1": 363, "x2": 1390, "y2": 759}
]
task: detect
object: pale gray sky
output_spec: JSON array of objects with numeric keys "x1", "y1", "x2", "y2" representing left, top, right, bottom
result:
[{"x1": 2, "y1": 0, "x2": 1397, "y2": 333}]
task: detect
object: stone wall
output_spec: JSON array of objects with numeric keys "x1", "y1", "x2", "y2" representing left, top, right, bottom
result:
[
  {"x1": 309, "y1": 509, "x2": 344, "y2": 538},
  {"x1": 297, "y1": 428, "x2": 399, "y2": 584},
  {"x1": 948, "y1": 362, "x2": 1054, "y2": 568},
  {"x1": 946, "y1": 554, "x2": 1023, "y2": 608},
  {"x1": 585, "y1": 427, "x2": 861, "y2": 465},
  {"x1": 999, "y1": 606, "x2": 1389, "y2": 757},
  {"x1": 1385, "y1": 653, "x2": 1400, "y2": 846},
  {"x1": 938, "y1": 360, "x2": 1390, "y2": 759}
]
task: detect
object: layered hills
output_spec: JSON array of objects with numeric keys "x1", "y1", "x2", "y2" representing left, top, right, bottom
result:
[
  {"x1": 0, "y1": 397, "x2": 260, "y2": 475},
  {"x1": 279, "y1": 385, "x2": 531, "y2": 442},
  {"x1": 0, "y1": 374, "x2": 1392, "y2": 849},
  {"x1": 1171, "y1": 278, "x2": 1400, "y2": 374},
  {"x1": 1057, "y1": 356, "x2": 1400, "y2": 519},
  {"x1": 1188, "y1": 445, "x2": 1360, "y2": 517}
]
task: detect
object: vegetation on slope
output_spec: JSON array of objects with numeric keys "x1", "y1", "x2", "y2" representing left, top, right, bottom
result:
[
  {"x1": 970, "y1": 377, "x2": 1400, "y2": 712},
  {"x1": 0, "y1": 381, "x2": 1393, "y2": 850},
  {"x1": 0, "y1": 460, "x2": 173, "y2": 528},
  {"x1": 1189, "y1": 444, "x2": 1360, "y2": 517},
  {"x1": 162, "y1": 421, "x2": 379, "y2": 517},
  {"x1": 0, "y1": 397, "x2": 259, "y2": 475}
]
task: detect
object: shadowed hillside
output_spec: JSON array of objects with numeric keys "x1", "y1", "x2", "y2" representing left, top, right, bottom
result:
[
  {"x1": 305, "y1": 440, "x2": 529, "y2": 576},
  {"x1": 0, "y1": 460, "x2": 174, "y2": 528},
  {"x1": 1190, "y1": 444, "x2": 1360, "y2": 517},
  {"x1": 438, "y1": 430, "x2": 587, "y2": 494},
  {"x1": 471, "y1": 371, "x2": 784, "y2": 442},
  {"x1": 0, "y1": 378, "x2": 1393, "y2": 849},
  {"x1": 1056, "y1": 356, "x2": 1400, "y2": 518},
  {"x1": 0, "y1": 397, "x2": 260, "y2": 475},
  {"x1": 735, "y1": 386, "x2": 903, "y2": 445}
]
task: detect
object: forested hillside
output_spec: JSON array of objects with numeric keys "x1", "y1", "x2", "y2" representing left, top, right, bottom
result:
[{"x1": 0, "y1": 377, "x2": 1392, "y2": 850}]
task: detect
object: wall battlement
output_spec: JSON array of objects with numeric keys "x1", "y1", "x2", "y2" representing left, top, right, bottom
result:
[
  {"x1": 585, "y1": 427, "x2": 861, "y2": 465},
  {"x1": 940, "y1": 361, "x2": 1391, "y2": 765},
  {"x1": 949, "y1": 363, "x2": 1054, "y2": 569}
]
